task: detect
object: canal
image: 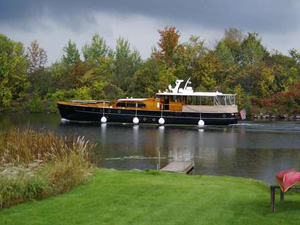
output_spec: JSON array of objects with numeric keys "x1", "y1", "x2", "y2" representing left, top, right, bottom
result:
[{"x1": 1, "y1": 113, "x2": 299, "y2": 184}]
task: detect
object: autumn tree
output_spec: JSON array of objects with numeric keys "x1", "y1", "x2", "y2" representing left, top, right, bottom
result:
[
  {"x1": 27, "y1": 40, "x2": 47, "y2": 73},
  {"x1": 156, "y1": 26, "x2": 182, "y2": 67}
]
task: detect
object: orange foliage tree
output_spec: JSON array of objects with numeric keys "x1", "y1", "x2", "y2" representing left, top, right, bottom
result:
[{"x1": 156, "y1": 26, "x2": 183, "y2": 67}]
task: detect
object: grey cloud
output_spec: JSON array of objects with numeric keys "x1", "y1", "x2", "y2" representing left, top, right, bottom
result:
[{"x1": 0, "y1": 0, "x2": 299, "y2": 33}]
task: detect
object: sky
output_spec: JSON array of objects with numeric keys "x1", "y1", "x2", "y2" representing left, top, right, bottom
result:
[{"x1": 0, "y1": 0, "x2": 299, "y2": 64}]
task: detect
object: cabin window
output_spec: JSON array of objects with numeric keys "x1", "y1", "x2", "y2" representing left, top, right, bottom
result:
[
  {"x1": 184, "y1": 96, "x2": 214, "y2": 105},
  {"x1": 127, "y1": 102, "x2": 136, "y2": 107},
  {"x1": 187, "y1": 96, "x2": 193, "y2": 105},
  {"x1": 172, "y1": 96, "x2": 177, "y2": 102},
  {"x1": 191, "y1": 97, "x2": 196, "y2": 105},
  {"x1": 116, "y1": 102, "x2": 126, "y2": 107},
  {"x1": 200, "y1": 97, "x2": 214, "y2": 105},
  {"x1": 117, "y1": 102, "x2": 146, "y2": 108}
]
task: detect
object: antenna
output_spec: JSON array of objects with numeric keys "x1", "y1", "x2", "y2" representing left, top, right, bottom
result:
[{"x1": 183, "y1": 77, "x2": 191, "y2": 90}]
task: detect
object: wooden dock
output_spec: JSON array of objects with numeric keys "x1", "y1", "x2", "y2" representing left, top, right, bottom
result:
[{"x1": 160, "y1": 161, "x2": 194, "y2": 174}]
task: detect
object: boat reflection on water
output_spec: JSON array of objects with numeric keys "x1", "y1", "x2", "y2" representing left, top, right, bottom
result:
[{"x1": 100, "y1": 123, "x2": 107, "y2": 147}]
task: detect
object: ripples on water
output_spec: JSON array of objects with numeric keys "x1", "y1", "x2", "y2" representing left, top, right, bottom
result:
[
  {"x1": 1, "y1": 114, "x2": 299, "y2": 184},
  {"x1": 231, "y1": 121, "x2": 300, "y2": 133}
]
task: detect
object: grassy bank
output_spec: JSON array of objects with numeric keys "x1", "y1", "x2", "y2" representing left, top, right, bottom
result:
[
  {"x1": 0, "y1": 128, "x2": 95, "y2": 209},
  {"x1": 1, "y1": 169, "x2": 300, "y2": 225}
]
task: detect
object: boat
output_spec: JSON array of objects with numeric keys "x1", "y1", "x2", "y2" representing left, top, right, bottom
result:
[{"x1": 57, "y1": 79, "x2": 238, "y2": 126}]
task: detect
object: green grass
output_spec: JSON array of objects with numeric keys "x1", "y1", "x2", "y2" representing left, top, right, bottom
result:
[{"x1": 1, "y1": 169, "x2": 300, "y2": 225}]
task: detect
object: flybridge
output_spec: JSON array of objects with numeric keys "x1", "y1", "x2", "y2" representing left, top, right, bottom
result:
[
  {"x1": 156, "y1": 92, "x2": 236, "y2": 97},
  {"x1": 155, "y1": 78, "x2": 237, "y2": 106},
  {"x1": 156, "y1": 78, "x2": 236, "y2": 96}
]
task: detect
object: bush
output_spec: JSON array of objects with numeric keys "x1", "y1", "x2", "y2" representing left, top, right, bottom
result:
[
  {"x1": 45, "y1": 87, "x2": 93, "y2": 113},
  {"x1": 0, "y1": 128, "x2": 95, "y2": 209}
]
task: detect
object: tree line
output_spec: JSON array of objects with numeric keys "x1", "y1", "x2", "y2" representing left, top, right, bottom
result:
[{"x1": 0, "y1": 27, "x2": 300, "y2": 116}]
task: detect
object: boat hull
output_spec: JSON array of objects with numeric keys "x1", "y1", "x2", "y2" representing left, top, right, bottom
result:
[{"x1": 57, "y1": 103, "x2": 238, "y2": 126}]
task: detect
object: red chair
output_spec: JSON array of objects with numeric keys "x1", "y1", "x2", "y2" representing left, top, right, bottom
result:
[
  {"x1": 270, "y1": 169, "x2": 300, "y2": 212},
  {"x1": 276, "y1": 169, "x2": 300, "y2": 192}
]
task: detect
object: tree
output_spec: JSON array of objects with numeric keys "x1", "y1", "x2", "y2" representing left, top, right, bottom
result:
[
  {"x1": 224, "y1": 28, "x2": 244, "y2": 44},
  {"x1": 289, "y1": 49, "x2": 300, "y2": 64},
  {"x1": 62, "y1": 40, "x2": 80, "y2": 66},
  {"x1": 0, "y1": 33, "x2": 29, "y2": 110},
  {"x1": 215, "y1": 41, "x2": 233, "y2": 63},
  {"x1": 51, "y1": 61, "x2": 89, "y2": 90},
  {"x1": 156, "y1": 26, "x2": 182, "y2": 67},
  {"x1": 175, "y1": 35, "x2": 207, "y2": 80},
  {"x1": 131, "y1": 58, "x2": 176, "y2": 97},
  {"x1": 234, "y1": 84, "x2": 251, "y2": 112},
  {"x1": 222, "y1": 28, "x2": 244, "y2": 64},
  {"x1": 114, "y1": 38, "x2": 142, "y2": 92},
  {"x1": 82, "y1": 34, "x2": 109, "y2": 66},
  {"x1": 27, "y1": 40, "x2": 47, "y2": 73},
  {"x1": 240, "y1": 33, "x2": 266, "y2": 67}
]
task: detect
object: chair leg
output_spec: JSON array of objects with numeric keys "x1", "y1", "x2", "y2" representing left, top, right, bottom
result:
[
  {"x1": 280, "y1": 190, "x2": 284, "y2": 203},
  {"x1": 270, "y1": 186, "x2": 276, "y2": 212}
]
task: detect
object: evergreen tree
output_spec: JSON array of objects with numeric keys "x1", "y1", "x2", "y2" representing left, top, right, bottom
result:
[{"x1": 62, "y1": 40, "x2": 80, "y2": 66}]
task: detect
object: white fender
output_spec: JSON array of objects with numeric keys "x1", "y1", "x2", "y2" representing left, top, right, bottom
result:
[
  {"x1": 101, "y1": 116, "x2": 107, "y2": 123},
  {"x1": 133, "y1": 117, "x2": 139, "y2": 124},
  {"x1": 198, "y1": 119, "x2": 205, "y2": 127},
  {"x1": 61, "y1": 118, "x2": 69, "y2": 123},
  {"x1": 158, "y1": 118, "x2": 165, "y2": 125}
]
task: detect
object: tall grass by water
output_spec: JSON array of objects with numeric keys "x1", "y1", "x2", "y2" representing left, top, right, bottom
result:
[{"x1": 0, "y1": 128, "x2": 95, "y2": 209}]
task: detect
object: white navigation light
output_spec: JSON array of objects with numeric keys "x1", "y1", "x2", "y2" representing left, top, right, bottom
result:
[
  {"x1": 158, "y1": 118, "x2": 165, "y2": 125},
  {"x1": 101, "y1": 116, "x2": 107, "y2": 123},
  {"x1": 133, "y1": 117, "x2": 139, "y2": 124},
  {"x1": 198, "y1": 119, "x2": 205, "y2": 127}
]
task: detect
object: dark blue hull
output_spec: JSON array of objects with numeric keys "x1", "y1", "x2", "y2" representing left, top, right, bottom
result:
[{"x1": 57, "y1": 104, "x2": 238, "y2": 126}]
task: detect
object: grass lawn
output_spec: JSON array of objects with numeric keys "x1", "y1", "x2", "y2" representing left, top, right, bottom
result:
[{"x1": 0, "y1": 169, "x2": 300, "y2": 225}]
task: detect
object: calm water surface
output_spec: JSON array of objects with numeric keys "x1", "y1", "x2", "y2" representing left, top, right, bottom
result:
[{"x1": 1, "y1": 114, "x2": 299, "y2": 184}]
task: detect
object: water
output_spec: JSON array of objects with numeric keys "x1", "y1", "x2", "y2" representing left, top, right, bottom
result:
[{"x1": 1, "y1": 114, "x2": 299, "y2": 184}]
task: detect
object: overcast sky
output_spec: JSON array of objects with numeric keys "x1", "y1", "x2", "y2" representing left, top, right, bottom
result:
[{"x1": 1, "y1": 0, "x2": 299, "y2": 63}]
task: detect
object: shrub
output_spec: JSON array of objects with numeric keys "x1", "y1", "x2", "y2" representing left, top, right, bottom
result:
[{"x1": 0, "y1": 128, "x2": 95, "y2": 209}]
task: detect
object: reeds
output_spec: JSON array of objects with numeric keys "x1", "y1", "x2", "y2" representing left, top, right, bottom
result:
[{"x1": 0, "y1": 128, "x2": 96, "y2": 209}]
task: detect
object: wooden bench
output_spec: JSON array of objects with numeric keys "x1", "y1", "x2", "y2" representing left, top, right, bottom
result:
[{"x1": 270, "y1": 185, "x2": 300, "y2": 212}]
